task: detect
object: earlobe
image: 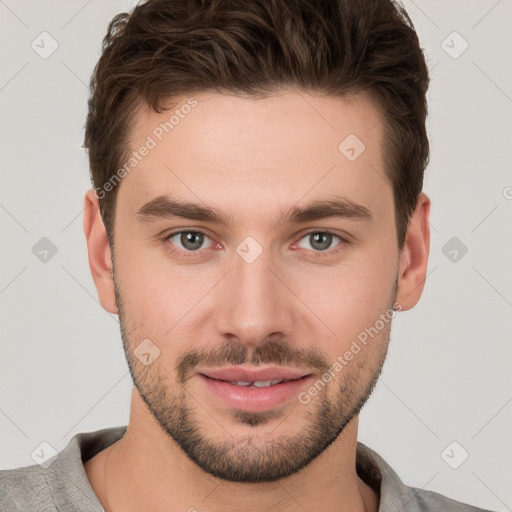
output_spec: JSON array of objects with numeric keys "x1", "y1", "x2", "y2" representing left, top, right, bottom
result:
[
  {"x1": 83, "y1": 189, "x2": 118, "y2": 314},
  {"x1": 395, "y1": 192, "x2": 431, "y2": 311}
]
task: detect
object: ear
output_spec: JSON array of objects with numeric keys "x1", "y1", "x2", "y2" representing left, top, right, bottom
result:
[
  {"x1": 395, "y1": 192, "x2": 431, "y2": 311},
  {"x1": 83, "y1": 189, "x2": 118, "y2": 314}
]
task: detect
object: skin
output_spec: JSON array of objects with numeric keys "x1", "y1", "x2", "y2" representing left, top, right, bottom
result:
[{"x1": 82, "y1": 89, "x2": 430, "y2": 512}]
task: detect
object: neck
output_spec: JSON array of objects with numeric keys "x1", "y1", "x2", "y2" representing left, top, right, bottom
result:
[{"x1": 90, "y1": 390, "x2": 379, "y2": 512}]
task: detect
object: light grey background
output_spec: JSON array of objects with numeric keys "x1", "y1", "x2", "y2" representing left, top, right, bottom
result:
[{"x1": 1, "y1": 0, "x2": 511, "y2": 510}]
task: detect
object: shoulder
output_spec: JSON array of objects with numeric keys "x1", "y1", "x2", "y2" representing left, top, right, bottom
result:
[
  {"x1": 0, "y1": 426, "x2": 126, "y2": 511},
  {"x1": 0, "y1": 464, "x2": 56, "y2": 511},
  {"x1": 411, "y1": 485, "x2": 497, "y2": 512},
  {"x1": 356, "y1": 441, "x2": 498, "y2": 512}
]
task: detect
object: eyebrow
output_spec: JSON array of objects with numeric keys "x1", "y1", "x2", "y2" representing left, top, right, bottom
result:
[{"x1": 134, "y1": 194, "x2": 372, "y2": 227}]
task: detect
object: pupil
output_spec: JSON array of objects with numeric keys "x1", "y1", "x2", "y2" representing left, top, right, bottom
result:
[
  {"x1": 311, "y1": 232, "x2": 331, "y2": 251},
  {"x1": 182, "y1": 232, "x2": 203, "y2": 250}
]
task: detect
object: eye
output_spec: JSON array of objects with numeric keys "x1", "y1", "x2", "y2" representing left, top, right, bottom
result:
[
  {"x1": 163, "y1": 229, "x2": 347, "y2": 259},
  {"x1": 165, "y1": 230, "x2": 215, "y2": 254},
  {"x1": 295, "y1": 231, "x2": 344, "y2": 253}
]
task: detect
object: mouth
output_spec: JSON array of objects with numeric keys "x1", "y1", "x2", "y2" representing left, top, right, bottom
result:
[
  {"x1": 198, "y1": 365, "x2": 311, "y2": 383},
  {"x1": 196, "y1": 366, "x2": 314, "y2": 412},
  {"x1": 213, "y1": 378, "x2": 299, "y2": 388}
]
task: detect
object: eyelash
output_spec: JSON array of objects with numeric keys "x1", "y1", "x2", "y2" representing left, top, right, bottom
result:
[{"x1": 163, "y1": 229, "x2": 348, "y2": 259}]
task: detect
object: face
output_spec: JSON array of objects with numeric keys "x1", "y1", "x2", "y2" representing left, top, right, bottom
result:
[{"x1": 108, "y1": 90, "x2": 401, "y2": 482}]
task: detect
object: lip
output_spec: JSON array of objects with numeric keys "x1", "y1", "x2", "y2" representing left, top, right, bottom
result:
[
  {"x1": 197, "y1": 366, "x2": 314, "y2": 412},
  {"x1": 199, "y1": 365, "x2": 311, "y2": 382}
]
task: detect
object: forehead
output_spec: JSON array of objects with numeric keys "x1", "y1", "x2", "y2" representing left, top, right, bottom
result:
[{"x1": 117, "y1": 90, "x2": 389, "y2": 223}]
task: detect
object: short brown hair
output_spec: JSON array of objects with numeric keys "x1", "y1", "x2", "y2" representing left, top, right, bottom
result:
[{"x1": 84, "y1": 0, "x2": 429, "y2": 250}]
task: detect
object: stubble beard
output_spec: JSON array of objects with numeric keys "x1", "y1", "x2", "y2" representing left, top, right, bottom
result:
[{"x1": 113, "y1": 273, "x2": 393, "y2": 483}]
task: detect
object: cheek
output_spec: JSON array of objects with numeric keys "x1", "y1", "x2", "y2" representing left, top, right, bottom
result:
[
  {"x1": 114, "y1": 247, "x2": 225, "y2": 362},
  {"x1": 113, "y1": 246, "x2": 182, "y2": 338},
  {"x1": 294, "y1": 248, "x2": 397, "y2": 351}
]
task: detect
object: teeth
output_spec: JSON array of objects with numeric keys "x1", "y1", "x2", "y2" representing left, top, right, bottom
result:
[
  {"x1": 229, "y1": 379, "x2": 285, "y2": 387},
  {"x1": 252, "y1": 380, "x2": 274, "y2": 388}
]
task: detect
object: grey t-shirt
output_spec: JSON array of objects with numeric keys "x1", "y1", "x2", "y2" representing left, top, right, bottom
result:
[{"x1": 0, "y1": 426, "x2": 496, "y2": 511}]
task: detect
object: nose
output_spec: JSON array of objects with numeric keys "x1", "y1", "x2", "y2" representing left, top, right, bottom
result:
[{"x1": 214, "y1": 244, "x2": 296, "y2": 349}]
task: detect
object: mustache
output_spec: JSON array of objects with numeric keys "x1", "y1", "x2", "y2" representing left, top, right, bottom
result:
[{"x1": 176, "y1": 338, "x2": 330, "y2": 383}]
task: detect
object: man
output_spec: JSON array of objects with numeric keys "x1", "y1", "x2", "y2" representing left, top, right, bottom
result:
[{"x1": 0, "y1": 0, "x2": 497, "y2": 510}]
